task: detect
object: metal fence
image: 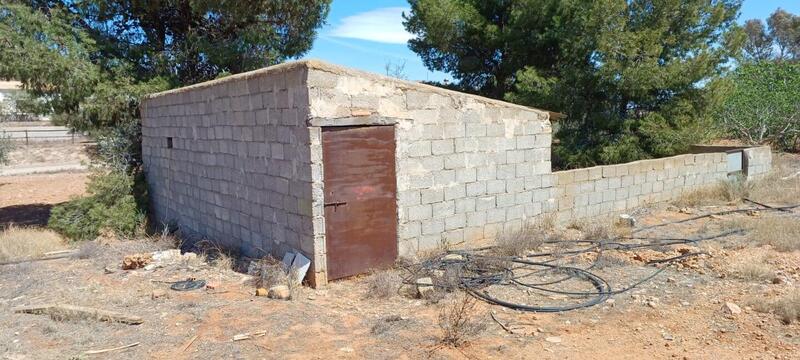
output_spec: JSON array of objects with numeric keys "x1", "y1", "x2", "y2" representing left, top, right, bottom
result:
[{"x1": 0, "y1": 128, "x2": 85, "y2": 144}]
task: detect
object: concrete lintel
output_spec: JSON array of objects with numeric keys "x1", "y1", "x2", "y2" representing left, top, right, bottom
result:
[{"x1": 308, "y1": 115, "x2": 404, "y2": 127}]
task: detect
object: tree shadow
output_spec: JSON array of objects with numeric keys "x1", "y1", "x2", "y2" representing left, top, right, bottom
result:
[{"x1": 0, "y1": 203, "x2": 56, "y2": 229}]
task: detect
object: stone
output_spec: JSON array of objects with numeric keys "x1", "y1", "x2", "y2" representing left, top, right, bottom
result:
[
  {"x1": 122, "y1": 253, "x2": 152, "y2": 270},
  {"x1": 255, "y1": 288, "x2": 268, "y2": 296},
  {"x1": 415, "y1": 277, "x2": 435, "y2": 298},
  {"x1": 545, "y1": 336, "x2": 561, "y2": 343},
  {"x1": 617, "y1": 214, "x2": 636, "y2": 227},
  {"x1": 722, "y1": 302, "x2": 742, "y2": 315},
  {"x1": 442, "y1": 253, "x2": 464, "y2": 262},
  {"x1": 205, "y1": 282, "x2": 218, "y2": 290},
  {"x1": 268, "y1": 285, "x2": 291, "y2": 300}
]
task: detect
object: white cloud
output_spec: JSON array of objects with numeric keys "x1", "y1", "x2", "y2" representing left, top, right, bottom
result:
[{"x1": 329, "y1": 7, "x2": 413, "y2": 44}]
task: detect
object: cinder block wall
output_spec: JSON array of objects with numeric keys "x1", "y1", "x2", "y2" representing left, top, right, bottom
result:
[
  {"x1": 304, "y1": 62, "x2": 554, "y2": 258},
  {"x1": 141, "y1": 63, "x2": 316, "y2": 260},
  {"x1": 744, "y1": 146, "x2": 772, "y2": 178},
  {"x1": 550, "y1": 146, "x2": 772, "y2": 221}
]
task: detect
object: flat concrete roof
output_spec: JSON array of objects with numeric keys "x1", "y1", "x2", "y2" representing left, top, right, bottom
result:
[{"x1": 144, "y1": 59, "x2": 552, "y2": 115}]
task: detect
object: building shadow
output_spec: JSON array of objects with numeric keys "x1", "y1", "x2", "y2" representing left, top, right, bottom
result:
[{"x1": 0, "y1": 203, "x2": 56, "y2": 229}]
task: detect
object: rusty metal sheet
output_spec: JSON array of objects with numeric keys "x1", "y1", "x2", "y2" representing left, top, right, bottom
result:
[{"x1": 322, "y1": 126, "x2": 398, "y2": 280}]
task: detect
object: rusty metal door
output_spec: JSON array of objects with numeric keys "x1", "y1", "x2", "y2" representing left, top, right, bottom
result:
[{"x1": 322, "y1": 126, "x2": 398, "y2": 280}]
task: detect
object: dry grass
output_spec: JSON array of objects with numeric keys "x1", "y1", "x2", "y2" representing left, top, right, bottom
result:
[
  {"x1": 749, "y1": 154, "x2": 800, "y2": 205},
  {"x1": 676, "y1": 155, "x2": 800, "y2": 208},
  {"x1": 364, "y1": 270, "x2": 400, "y2": 299},
  {"x1": 730, "y1": 256, "x2": 775, "y2": 281},
  {"x1": 437, "y1": 294, "x2": 486, "y2": 347},
  {"x1": 751, "y1": 216, "x2": 800, "y2": 252},
  {"x1": 673, "y1": 177, "x2": 751, "y2": 207},
  {"x1": 751, "y1": 291, "x2": 800, "y2": 324},
  {"x1": 0, "y1": 226, "x2": 65, "y2": 262},
  {"x1": 593, "y1": 251, "x2": 632, "y2": 268},
  {"x1": 72, "y1": 241, "x2": 101, "y2": 259},
  {"x1": 248, "y1": 256, "x2": 289, "y2": 289},
  {"x1": 566, "y1": 218, "x2": 616, "y2": 240},
  {"x1": 492, "y1": 218, "x2": 552, "y2": 257}
]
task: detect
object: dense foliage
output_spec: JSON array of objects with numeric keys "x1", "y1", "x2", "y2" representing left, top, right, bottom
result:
[
  {"x1": 1, "y1": 0, "x2": 330, "y2": 239},
  {"x1": 716, "y1": 62, "x2": 800, "y2": 151},
  {"x1": 404, "y1": 0, "x2": 744, "y2": 168},
  {"x1": 48, "y1": 170, "x2": 144, "y2": 240}
]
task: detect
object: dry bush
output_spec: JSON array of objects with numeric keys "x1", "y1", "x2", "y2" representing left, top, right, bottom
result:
[
  {"x1": 364, "y1": 270, "x2": 400, "y2": 299},
  {"x1": 751, "y1": 216, "x2": 800, "y2": 252},
  {"x1": 674, "y1": 183, "x2": 730, "y2": 207},
  {"x1": 493, "y1": 220, "x2": 549, "y2": 257},
  {"x1": 437, "y1": 294, "x2": 486, "y2": 347},
  {"x1": 0, "y1": 226, "x2": 65, "y2": 262},
  {"x1": 720, "y1": 175, "x2": 755, "y2": 202},
  {"x1": 249, "y1": 256, "x2": 289, "y2": 289},
  {"x1": 583, "y1": 222, "x2": 613, "y2": 240},
  {"x1": 371, "y1": 315, "x2": 411, "y2": 336},
  {"x1": 731, "y1": 260, "x2": 774, "y2": 282},
  {"x1": 190, "y1": 240, "x2": 236, "y2": 271},
  {"x1": 72, "y1": 241, "x2": 101, "y2": 259},
  {"x1": 566, "y1": 218, "x2": 615, "y2": 240},
  {"x1": 751, "y1": 291, "x2": 800, "y2": 324},
  {"x1": 748, "y1": 155, "x2": 800, "y2": 205},
  {"x1": 593, "y1": 251, "x2": 632, "y2": 268}
]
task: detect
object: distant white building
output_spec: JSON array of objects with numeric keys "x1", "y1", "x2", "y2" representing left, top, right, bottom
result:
[
  {"x1": 0, "y1": 80, "x2": 48, "y2": 122},
  {"x1": 0, "y1": 81, "x2": 22, "y2": 115}
]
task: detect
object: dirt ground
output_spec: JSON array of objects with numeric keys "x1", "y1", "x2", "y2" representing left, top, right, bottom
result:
[
  {"x1": 0, "y1": 172, "x2": 88, "y2": 228},
  {"x1": 4, "y1": 142, "x2": 89, "y2": 168},
  {"x1": 1, "y1": 157, "x2": 799, "y2": 359}
]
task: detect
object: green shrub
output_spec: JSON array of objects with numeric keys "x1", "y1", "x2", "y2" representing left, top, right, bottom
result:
[
  {"x1": 716, "y1": 62, "x2": 800, "y2": 151},
  {"x1": 48, "y1": 170, "x2": 144, "y2": 241}
]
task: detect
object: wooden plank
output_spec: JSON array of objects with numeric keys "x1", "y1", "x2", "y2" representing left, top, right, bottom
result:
[
  {"x1": 13, "y1": 304, "x2": 144, "y2": 325},
  {"x1": 85, "y1": 342, "x2": 139, "y2": 355}
]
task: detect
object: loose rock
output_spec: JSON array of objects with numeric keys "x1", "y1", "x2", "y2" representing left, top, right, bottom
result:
[
  {"x1": 442, "y1": 253, "x2": 464, "y2": 262},
  {"x1": 618, "y1": 214, "x2": 636, "y2": 227},
  {"x1": 545, "y1": 336, "x2": 562, "y2": 343},
  {"x1": 122, "y1": 253, "x2": 152, "y2": 270},
  {"x1": 722, "y1": 302, "x2": 742, "y2": 315},
  {"x1": 268, "y1": 285, "x2": 291, "y2": 300},
  {"x1": 255, "y1": 288, "x2": 268, "y2": 296},
  {"x1": 415, "y1": 277, "x2": 434, "y2": 298}
]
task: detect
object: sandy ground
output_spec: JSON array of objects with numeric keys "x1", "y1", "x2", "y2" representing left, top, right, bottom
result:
[
  {"x1": 3, "y1": 142, "x2": 89, "y2": 168},
  {"x1": 0, "y1": 172, "x2": 88, "y2": 228},
  {"x1": 0, "y1": 158, "x2": 799, "y2": 359}
]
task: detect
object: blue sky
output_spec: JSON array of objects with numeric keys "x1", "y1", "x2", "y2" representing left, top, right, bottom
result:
[{"x1": 301, "y1": 0, "x2": 800, "y2": 82}]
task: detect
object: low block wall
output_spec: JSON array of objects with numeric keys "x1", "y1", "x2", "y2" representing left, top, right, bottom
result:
[
  {"x1": 549, "y1": 147, "x2": 771, "y2": 221},
  {"x1": 743, "y1": 146, "x2": 772, "y2": 178}
]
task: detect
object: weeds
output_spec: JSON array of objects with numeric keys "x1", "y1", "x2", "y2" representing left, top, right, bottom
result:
[
  {"x1": 493, "y1": 220, "x2": 548, "y2": 257},
  {"x1": 730, "y1": 253, "x2": 775, "y2": 281},
  {"x1": 248, "y1": 256, "x2": 286, "y2": 288},
  {"x1": 437, "y1": 294, "x2": 486, "y2": 347},
  {"x1": 751, "y1": 291, "x2": 800, "y2": 324},
  {"x1": 751, "y1": 217, "x2": 800, "y2": 252},
  {"x1": 749, "y1": 154, "x2": 800, "y2": 205},
  {"x1": 0, "y1": 226, "x2": 65, "y2": 262},
  {"x1": 593, "y1": 251, "x2": 632, "y2": 268},
  {"x1": 72, "y1": 241, "x2": 101, "y2": 260},
  {"x1": 364, "y1": 270, "x2": 400, "y2": 299},
  {"x1": 371, "y1": 315, "x2": 411, "y2": 336}
]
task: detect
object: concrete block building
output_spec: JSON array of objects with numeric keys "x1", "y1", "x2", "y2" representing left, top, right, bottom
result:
[{"x1": 141, "y1": 60, "x2": 771, "y2": 286}]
